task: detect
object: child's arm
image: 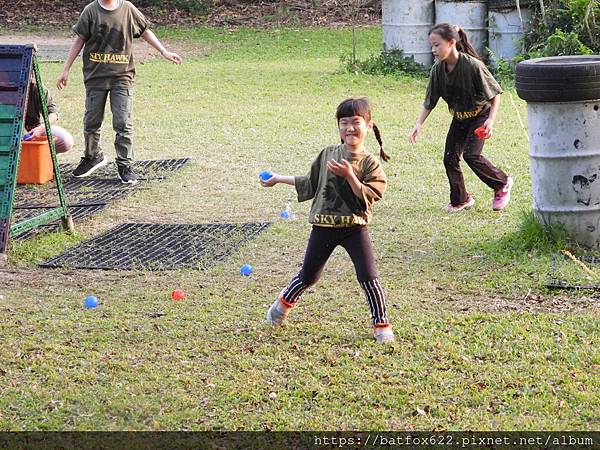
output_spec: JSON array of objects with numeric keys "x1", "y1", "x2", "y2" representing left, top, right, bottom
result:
[
  {"x1": 481, "y1": 94, "x2": 500, "y2": 137},
  {"x1": 27, "y1": 112, "x2": 59, "y2": 139},
  {"x1": 326, "y1": 160, "x2": 363, "y2": 198},
  {"x1": 56, "y1": 36, "x2": 86, "y2": 90},
  {"x1": 260, "y1": 174, "x2": 295, "y2": 187},
  {"x1": 141, "y1": 30, "x2": 182, "y2": 65},
  {"x1": 408, "y1": 107, "x2": 433, "y2": 144}
]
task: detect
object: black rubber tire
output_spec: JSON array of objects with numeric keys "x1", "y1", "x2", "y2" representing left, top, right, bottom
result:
[{"x1": 515, "y1": 55, "x2": 600, "y2": 102}]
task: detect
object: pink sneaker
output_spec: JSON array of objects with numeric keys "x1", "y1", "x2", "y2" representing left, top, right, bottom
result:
[
  {"x1": 493, "y1": 177, "x2": 514, "y2": 211},
  {"x1": 444, "y1": 194, "x2": 475, "y2": 213}
]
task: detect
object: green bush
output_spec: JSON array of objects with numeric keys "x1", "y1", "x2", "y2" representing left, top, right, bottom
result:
[
  {"x1": 488, "y1": 49, "x2": 516, "y2": 88},
  {"x1": 527, "y1": 29, "x2": 593, "y2": 57},
  {"x1": 524, "y1": 0, "x2": 600, "y2": 55},
  {"x1": 488, "y1": 0, "x2": 599, "y2": 82},
  {"x1": 341, "y1": 49, "x2": 428, "y2": 77}
]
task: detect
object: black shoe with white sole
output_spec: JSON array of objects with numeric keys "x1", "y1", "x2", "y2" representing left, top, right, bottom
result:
[
  {"x1": 117, "y1": 165, "x2": 138, "y2": 184},
  {"x1": 72, "y1": 154, "x2": 108, "y2": 178}
]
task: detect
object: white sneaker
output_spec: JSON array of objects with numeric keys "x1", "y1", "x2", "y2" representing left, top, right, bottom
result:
[
  {"x1": 266, "y1": 296, "x2": 293, "y2": 327},
  {"x1": 373, "y1": 325, "x2": 395, "y2": 344}
]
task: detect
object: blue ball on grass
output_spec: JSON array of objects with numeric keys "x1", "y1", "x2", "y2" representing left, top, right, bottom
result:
[
  {"x1": 84, "y1": 295, "x2": 99, "y2": 309},
  {"x1": 240, "y1": 264, "x2": 253, "y2": 276}
]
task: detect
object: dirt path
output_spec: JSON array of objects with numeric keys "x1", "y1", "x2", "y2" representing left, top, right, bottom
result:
[{"x1": 0, "y1": 32, "x2": 188, "y2": 62}]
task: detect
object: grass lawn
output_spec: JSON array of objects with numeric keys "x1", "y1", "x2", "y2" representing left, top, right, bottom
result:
[{"x1": 0, "y1": 26, "x2": 598, "y2": 431}]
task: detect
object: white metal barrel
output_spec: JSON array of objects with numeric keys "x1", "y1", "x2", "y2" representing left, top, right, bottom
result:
[
  {"x1": 382, "y1": 0, "x2": 434, "y2": 66},
  {"x1": 488, "y1": 7, "x2": 532, "y2": 61},
  {"x1": 435, "y1": 0, "x2": 488, "y2": 57},
  {"x1": 528, "y1": 101, "x2": 600, "y2": 248},
  {"x1": 516, "y1": 56, "x2": 600, "y2": 248}
]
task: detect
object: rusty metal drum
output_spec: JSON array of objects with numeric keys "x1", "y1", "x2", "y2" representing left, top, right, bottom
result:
[{"x1": 382, "y1": 0, "x2": 434, "y2": 66}]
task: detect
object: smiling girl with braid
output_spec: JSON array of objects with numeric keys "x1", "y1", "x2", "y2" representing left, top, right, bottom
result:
[{"x1": 260, "y1": 97, "x2": 394, "y2": 344}]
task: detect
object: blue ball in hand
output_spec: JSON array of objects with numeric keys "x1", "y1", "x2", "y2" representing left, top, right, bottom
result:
[
  {"x1": 259, "y1": 171, "x2": 273, "y2": 182},
  {"x1": 240, "y1": 264, "x2": 253, "y2": 276},
  {"x1": 84, "y1": 295, "x2": 99, "y2": 309}
]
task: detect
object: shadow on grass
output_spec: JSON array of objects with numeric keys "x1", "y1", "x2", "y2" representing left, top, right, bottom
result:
[{"x1": 479, "y1": 209, "x2": 568, "y2": 263}]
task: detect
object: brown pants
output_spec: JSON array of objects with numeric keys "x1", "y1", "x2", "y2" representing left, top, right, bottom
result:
[{"x1": 444, "y1": 109, "x2": 508, "y2": 206}]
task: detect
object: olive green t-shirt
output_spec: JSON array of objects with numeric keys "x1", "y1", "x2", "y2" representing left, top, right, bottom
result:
[
  {"x1": 72, "y1": 0, "x2": 149, "y2": 89},
  {"x1": 294, "y1": 144, "x2": 387, "y2": 227},
  {"x1": 25, "y1": 84, "x2": 59, "y2": 130},
  {"x1": 423, "y1": 52, "x2": 503, "y2": 120}
]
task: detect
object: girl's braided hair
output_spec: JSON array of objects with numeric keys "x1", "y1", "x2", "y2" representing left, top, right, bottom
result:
[
  {"x1": 336, "y1": 97, "x2": 390, "y2": 162},
  {"x1": 429, "y1": 22, "x2": 481, "y2": 60}
]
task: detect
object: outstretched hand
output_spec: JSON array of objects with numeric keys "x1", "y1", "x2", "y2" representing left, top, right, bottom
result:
[
  {"x1": 162, "y1": 51, "x2": 182, "y2": 65},
  {"x1": 260, "y1": 173, "x2": 279, "y2": 187}
]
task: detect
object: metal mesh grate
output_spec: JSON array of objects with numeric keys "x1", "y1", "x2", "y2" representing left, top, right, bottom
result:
[
  {"x1": 13, "y1": 224, "x2": 59, "y2": 241},
  {"x1": 13, "y1": 204, "x2": 107, "y2": 222},
  {"x1": 40, "y1": 222, "x2": 271, "y2": 270},
  {"x1": 59, "y1": 158, "x2": 191, "y2": 180},
  {"x1": 14, "y1": 158, "x2": 190, "y2": 210},
  {"x1": 63, "y1": 178, "x2": 136, "y2": 190},
  {"x1": 12, "y1": 158, "x2": 190, "y2": 241},
  {"x1": 12, "y1": 205, "x2": 107, "y2": 240},
  {"x1": 546, "y1": 253, "x2": 600, "y2": 290},
  {"x1": 14, "y1": 184, "x2": 139, "y2": 208}
]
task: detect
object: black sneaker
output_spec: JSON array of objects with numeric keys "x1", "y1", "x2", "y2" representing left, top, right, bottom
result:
[
  {"x1": 117, "y1": 165, "x2": 138, "y2": 184},
  {"x1": 72, "y1": 154, "x2": 108, "y2": 178}
]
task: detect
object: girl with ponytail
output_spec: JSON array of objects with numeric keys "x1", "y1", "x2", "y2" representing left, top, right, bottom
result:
[
  {"x1": 259, "y1": 97, "x2": 394, "y2": 344},
  {"x1": 409, "y1": 23, "x2": 514, "y2": 212}
]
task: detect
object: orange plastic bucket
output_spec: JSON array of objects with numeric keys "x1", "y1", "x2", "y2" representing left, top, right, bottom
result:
[{"x1": 17, "y1": 138, "x2": 54, "y2": 185}]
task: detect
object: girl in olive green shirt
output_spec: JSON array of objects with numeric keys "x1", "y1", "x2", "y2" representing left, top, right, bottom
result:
[{"x1": 260, "y1": 97, "x2": 394, "y2": 344}]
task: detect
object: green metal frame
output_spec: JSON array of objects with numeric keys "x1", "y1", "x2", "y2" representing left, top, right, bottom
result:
[
  {"x1": 0, "y1": 46, "x2": 72, "y2": 261},
  {"x1": 9, "y1": 55, "x2": 71, "y2": 238}
]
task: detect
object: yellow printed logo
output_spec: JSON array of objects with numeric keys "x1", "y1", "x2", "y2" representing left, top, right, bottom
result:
[
  {"x1": 89, "y1": 53, "x2": 130, "y2": 64},
  {"x1": 313, "y1": 214, "x2": 365, "y2": 226},
  {"x1": 450, "y1": 106, "x2": 484, "y2": 120}
]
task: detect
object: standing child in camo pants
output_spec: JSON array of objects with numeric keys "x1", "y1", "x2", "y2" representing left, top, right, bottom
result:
[
  {"x1": 260, "y1": 97, "x2": 394, "y2": 344},
  {"x1": 56, "y1": 0, "x2": 182, "y2": 184}
]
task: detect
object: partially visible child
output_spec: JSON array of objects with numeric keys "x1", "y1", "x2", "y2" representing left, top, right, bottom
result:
[
  {"x1": 25, "y1": 76, "x2": 74, "y2": 153},
  {"x1": 260, "y1": 97, "x2": 394, "y2": 344},
  {"x1": 56, "y1": 0, "x2": 182, "y2": 184},
  {"x1": 408, "y1": 23, "x2": 513, "y2": 212}
]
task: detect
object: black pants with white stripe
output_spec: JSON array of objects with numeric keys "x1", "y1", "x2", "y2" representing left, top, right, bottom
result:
[{"x1": 281, "y1": 225, "x2": 390, "y2": 326}]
